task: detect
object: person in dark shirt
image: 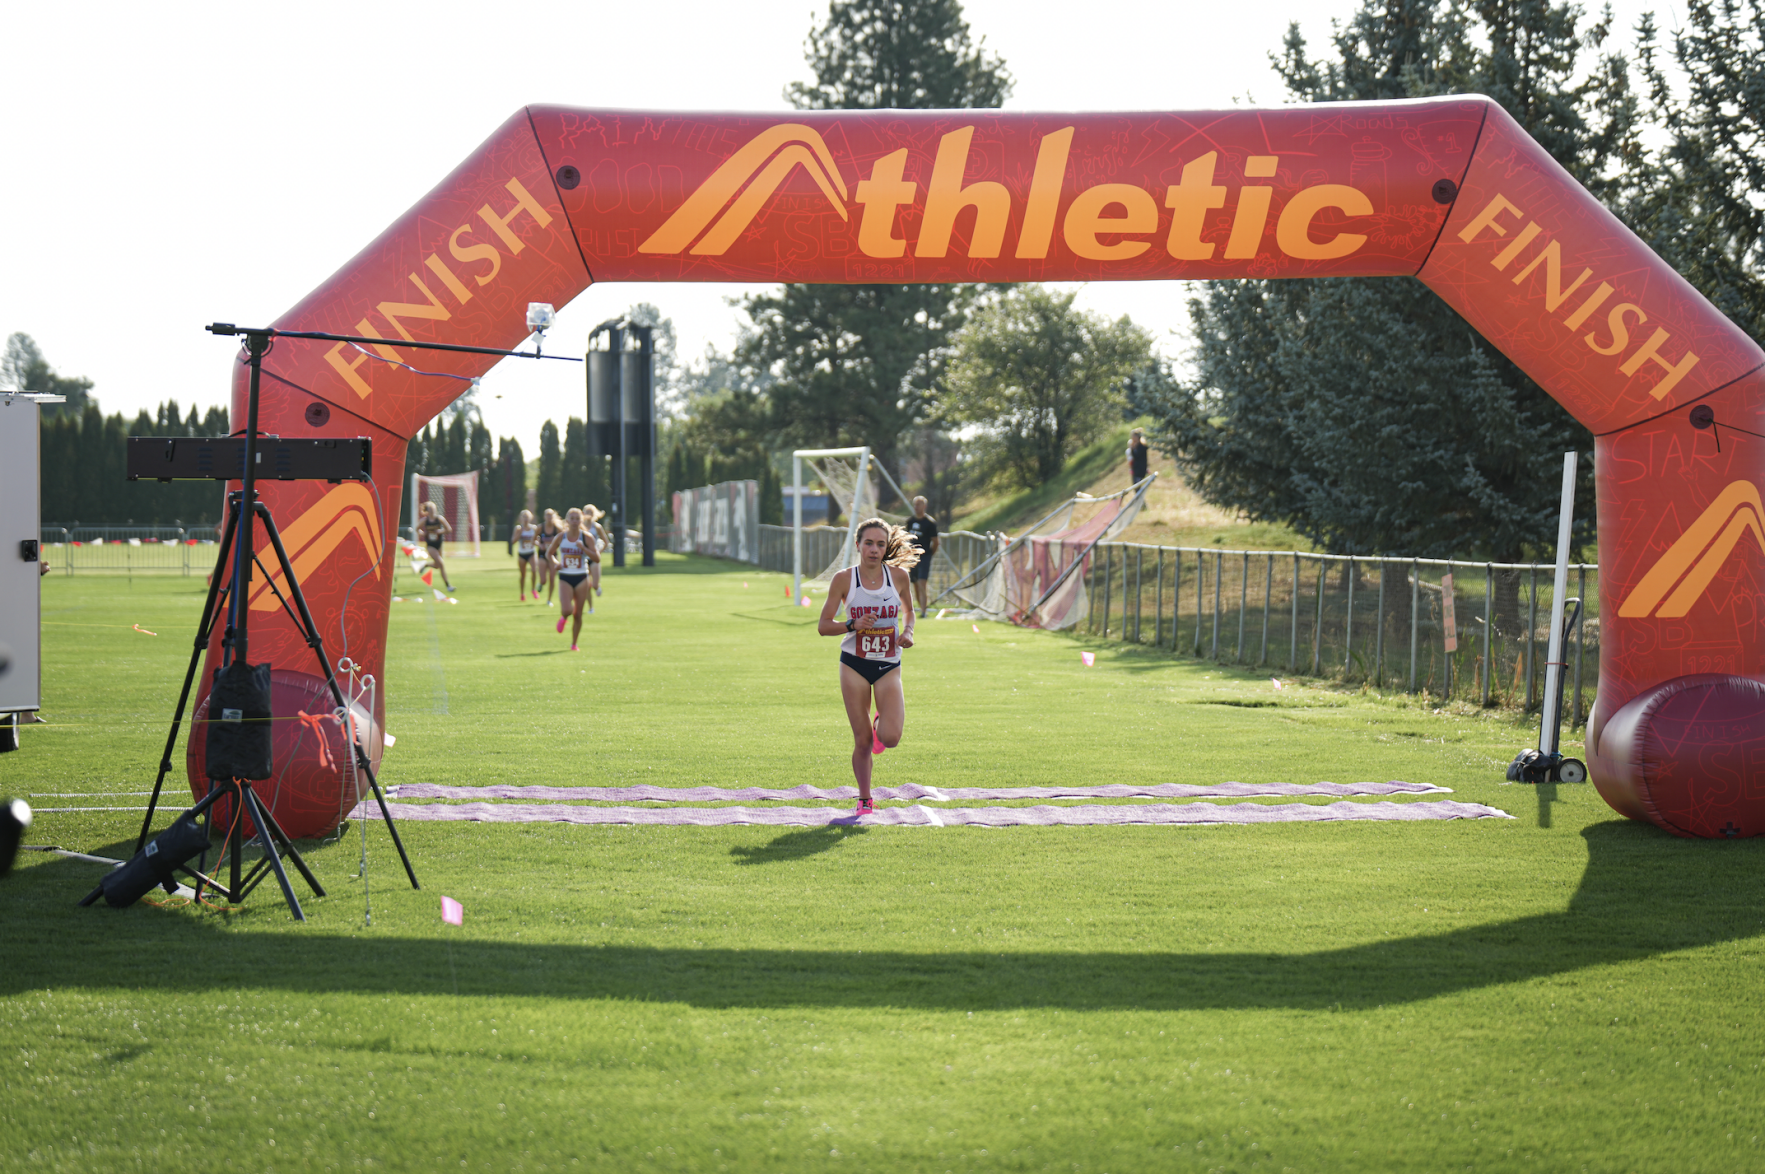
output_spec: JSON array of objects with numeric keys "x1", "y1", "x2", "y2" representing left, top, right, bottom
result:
[
  {"x1": 1127, "y1": 428, "x2": 1150, "y2": 483},
  {"x1": 903, "y1": 496, "x2": 940, "y2": 618}
]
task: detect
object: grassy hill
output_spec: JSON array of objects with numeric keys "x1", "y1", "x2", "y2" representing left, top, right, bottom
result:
[{"x1": 954, "y1": 422, "x2": 1317, "y2": 551}]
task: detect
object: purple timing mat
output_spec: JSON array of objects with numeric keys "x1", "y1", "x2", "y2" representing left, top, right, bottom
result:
[
  {"x1": 350, "y1": 800, "x2": 1511, "y2": 827},
  {"x1": 385, "y1": 781, "x2": 1449, "y2": 803}
]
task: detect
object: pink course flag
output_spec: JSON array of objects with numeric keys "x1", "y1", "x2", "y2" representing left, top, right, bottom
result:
[
  {"x1": 1081, "y1": 652, "x2": 1095, "y2": 667},
  {"x1": 440, "y1": 896, "x2": 463, "y2": 926}
]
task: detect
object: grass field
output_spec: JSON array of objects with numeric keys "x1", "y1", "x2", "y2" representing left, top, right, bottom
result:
[{"x1": 4, "y1": 554, "x2": 1763, "y2": 1173}]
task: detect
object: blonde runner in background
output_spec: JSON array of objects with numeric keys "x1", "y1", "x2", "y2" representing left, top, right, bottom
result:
[
  {"x1": 537, "y1": 508, "x2": 562, "y2": 605},
  {"x1": 583, "y1": 505, "x2": 607, "y2": 604}
]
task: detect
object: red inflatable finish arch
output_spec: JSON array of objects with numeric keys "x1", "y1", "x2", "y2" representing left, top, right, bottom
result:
[{"x1": 194, "y1": 97, "x2": 1765, "y2": 839}]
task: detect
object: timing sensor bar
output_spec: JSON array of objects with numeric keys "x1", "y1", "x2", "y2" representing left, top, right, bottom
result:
[{"x1": 126, "y1": 436, "x2": 372, "y2": 483}]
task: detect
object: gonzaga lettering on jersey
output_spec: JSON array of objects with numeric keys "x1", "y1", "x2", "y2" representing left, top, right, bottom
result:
[
  {"x1": 558, "y1": 533, "x2": 593, "y2": 572},
  {"x1": 840, "y1": 568, "x2": 902, "y2": 662}
]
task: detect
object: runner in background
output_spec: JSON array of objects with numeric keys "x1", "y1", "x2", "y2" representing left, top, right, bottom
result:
[
  {"x1": 513, "y1": 509, "x2": 540, "y2": 601},
  {"x1": 817, "y1": 519, "x2": 918, "y2": 816},
  {"x1": 904, "y1": 496, "x2": 939, "y2": 619},
  {"x1": 537, "y1": 508, "x2": 562, "y2": 605},
  {"x1": 418, "y1": 500, "x2": 454, "y2": 592},
  {"x1": 548, "y1": 507, "x2": 598, "y2": 651},
  {"x1": 583, "y1": 504, "x2": 607, "y2": 603}
]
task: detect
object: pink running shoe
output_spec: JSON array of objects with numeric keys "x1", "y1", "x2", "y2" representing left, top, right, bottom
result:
[
  {"x1": 871, "y1": 719, "x2": 886, "y2": 756},
  {"x1": 556, "y1": 616, "x2": 567, "y2": 633},
  {"x1": 856, "y1": 798, "x2": 874, "y2": 816},
  {"x1": 570, "y1": 643, "x2": 578, "y2": 652}
]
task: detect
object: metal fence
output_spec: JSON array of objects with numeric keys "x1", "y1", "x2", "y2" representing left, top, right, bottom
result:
[
  {"x1": 1083, "y1": 545, "x2": 1601, "y2": 725},
  {"x1": 756, "y1": 523, "x2": 999, "y2": 598},
  {"x1": 40, "y1": 526, "x2": 212, "y2": 575}
]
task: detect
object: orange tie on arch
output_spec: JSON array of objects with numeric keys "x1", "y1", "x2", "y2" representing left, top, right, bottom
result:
[{"x1": 296, "y1": 711, "x2": 337, "y2": 772}]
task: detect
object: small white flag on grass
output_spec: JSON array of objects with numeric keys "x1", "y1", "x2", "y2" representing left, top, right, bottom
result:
[
  {"x1": 441, "y1": 896, "x2": 462, "y2": 926},
  {"x1": 433, "y1": 588, "x2": 448, "y2": 601},
  {"x1": 1081, "y1": 652, "x2": 1095, "y2": 667},
  {"x1": 972, "y1": 624, "x2": 980, "y2": 633}
]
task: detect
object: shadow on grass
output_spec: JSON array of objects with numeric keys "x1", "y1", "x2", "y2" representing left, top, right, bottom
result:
[
  {"x1": 728, "y1": 825, "x2": 870, "y2": 865},
  {"x1": 7, "y1": 822, "x2": 1761, "y2": 1011}
]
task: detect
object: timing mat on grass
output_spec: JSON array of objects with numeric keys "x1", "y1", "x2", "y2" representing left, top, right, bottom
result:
[
  {"x1": 350, "y1": 800, "x2": 1510, "y2": 826},
  {"x1": 383, "y1": 781, "x2": 1450, "y2": 803}
]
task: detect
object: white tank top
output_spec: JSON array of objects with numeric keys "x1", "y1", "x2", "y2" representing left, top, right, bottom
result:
[
  {"x1": 557, "y1": 531, "x2": 593, "y2": 573},
  {"x1": 840, "y1": 565, "x2": 903, "y2": 662},
  {"x1": 516, "y1": 526, "x2": 537, "y2": 554}
]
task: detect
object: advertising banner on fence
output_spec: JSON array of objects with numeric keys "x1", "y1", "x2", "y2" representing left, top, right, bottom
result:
[{"x1": 671, "y1": 480, "x2": 759, "y2": 564}]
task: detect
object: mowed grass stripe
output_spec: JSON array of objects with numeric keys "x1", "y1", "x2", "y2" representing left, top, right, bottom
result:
[{"x1": 2, "y1": 554, "x2": 1761, "y2": 1173}]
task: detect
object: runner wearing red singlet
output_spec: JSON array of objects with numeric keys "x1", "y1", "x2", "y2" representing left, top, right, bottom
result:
[{"x1": 817, "y1": 518, "x2": 918, "y2": 816}]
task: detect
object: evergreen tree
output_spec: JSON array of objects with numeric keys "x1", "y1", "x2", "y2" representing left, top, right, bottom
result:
[
  {"x1": 738, "y1": 0, "x2": 1012, "y2": 482},
  {"x1": 534, "y1": 420, "x2": 563, "y2": 515},
  {"x1": 562, "y1": 418, "x2": 590, "y2": 508},
  {"x1": 1146, "y1": 0, "x2": 1635, "y2": 560},
  {"x1": 1624, "y1": 0, "x2": 1765, "y2": 340}
]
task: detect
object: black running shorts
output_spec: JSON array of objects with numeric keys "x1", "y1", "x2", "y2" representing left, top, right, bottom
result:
[{"x1": 840, "y1": 651, "x2": 899, "y2": 685}]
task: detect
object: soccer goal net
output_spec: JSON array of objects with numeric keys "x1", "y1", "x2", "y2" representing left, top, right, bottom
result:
[
  {"x1": 790, "y1": 446, "x2": 915, "y2": 595},
  {"x1": 932, "y1": 474, "x2": 1157, "y2": 630},
  {"x1": 410, "y1": 471, "x2": 481, "y2": 557}
]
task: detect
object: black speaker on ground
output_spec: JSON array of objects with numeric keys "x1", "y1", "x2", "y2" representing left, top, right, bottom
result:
[{"x1": 205, "y1": 662, "x2": 273, "y2": 780}]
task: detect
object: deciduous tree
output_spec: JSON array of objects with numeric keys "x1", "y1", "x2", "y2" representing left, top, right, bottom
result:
[{"x1": 944, "y1": 287, "x2": 1151, "y2": 488}]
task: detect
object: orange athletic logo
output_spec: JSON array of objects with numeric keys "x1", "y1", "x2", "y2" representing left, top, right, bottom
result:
[
  {"x1": 638, "y1": 124, "x2": 848, "y2": 256},
  {"x1": 248, "y1": 483, "x2": 383, "y2": 611},
  {"x1": 1619, "y1": 481, "x2": 1765, "y2": 618}
]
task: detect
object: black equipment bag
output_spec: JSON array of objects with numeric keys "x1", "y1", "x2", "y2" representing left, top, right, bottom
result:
[
  {"x1": 206, "y1": 662, "x2": 273, "y2": 780},
  {"x1": 99, "y1": 814, "x2": 211, "y2": 908}
]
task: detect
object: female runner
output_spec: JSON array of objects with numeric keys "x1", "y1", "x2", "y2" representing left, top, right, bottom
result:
[
  {"x1": 548, "y1": 507, "x2": 599, "y2": 651},
  {"x1": 583, "y1": 504, "x2": 607, "y2": 602},
  {"x1": 817, "y1": 518, "x2": 918, "y2": 815},
  {"x1": 537, "y1": 508, "x2": 562, "y2": 604},
  {"x1": 512, "y1": 509, "x2": 540, "y2": 601},
  {"x1": 417, "y1": 501, "x2": 454, "y2": 592}
]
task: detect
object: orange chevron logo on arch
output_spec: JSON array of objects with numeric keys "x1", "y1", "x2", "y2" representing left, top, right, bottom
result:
[
  {"x1": 638, "y1": 124, "x2": 849, "y2": 256},
  {"x1": 248, "y1": 483, "x2": 383, "y2": 612},
  {"x1": 1619, "y1": 480, "x2": 1765, "y2": 618}
]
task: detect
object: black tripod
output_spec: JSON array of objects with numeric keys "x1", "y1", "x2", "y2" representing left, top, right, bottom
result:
[{"x1": 124, "y1": 329, "x2": 418, "y2": 921}]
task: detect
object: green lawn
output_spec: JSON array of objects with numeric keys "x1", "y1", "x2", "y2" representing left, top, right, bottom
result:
[{"x1": 3, "y1": 555, "x2": 1761, "y2": 1173}]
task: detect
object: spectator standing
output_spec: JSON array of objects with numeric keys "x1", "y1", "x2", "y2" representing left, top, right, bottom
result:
[
  {"x1": 904, "y1": 495, "x2": 940, "y2": 618},
  {"x1": 1126, "y1": 428, "x2": 1149, "y2": 483}
]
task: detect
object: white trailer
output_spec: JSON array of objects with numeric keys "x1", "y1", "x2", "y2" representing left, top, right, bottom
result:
[{"x1": 0, "y1": 392, "x2": 59, "y2": 751}]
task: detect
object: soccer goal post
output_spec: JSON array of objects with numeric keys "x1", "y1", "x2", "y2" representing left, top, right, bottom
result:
[
  {"x1": 410, "y1": 471, "x2": 482, "y2": 557},
  {"x1": 791, "y1": 446, "x2": 918, "y2": 600}
]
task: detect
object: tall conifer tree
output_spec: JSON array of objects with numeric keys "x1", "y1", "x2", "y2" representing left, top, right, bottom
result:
[
  {"x1": 1141, "y1": 0, "x2": 1638, "y2": 563},
  {"x1": 737, "y1": 0, "x2": 1012, "y2": 485}
]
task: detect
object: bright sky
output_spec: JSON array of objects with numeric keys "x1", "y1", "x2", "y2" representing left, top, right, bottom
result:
[{"x1": 1, "y1": 0, "x2": 1674, "y2": 452}]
